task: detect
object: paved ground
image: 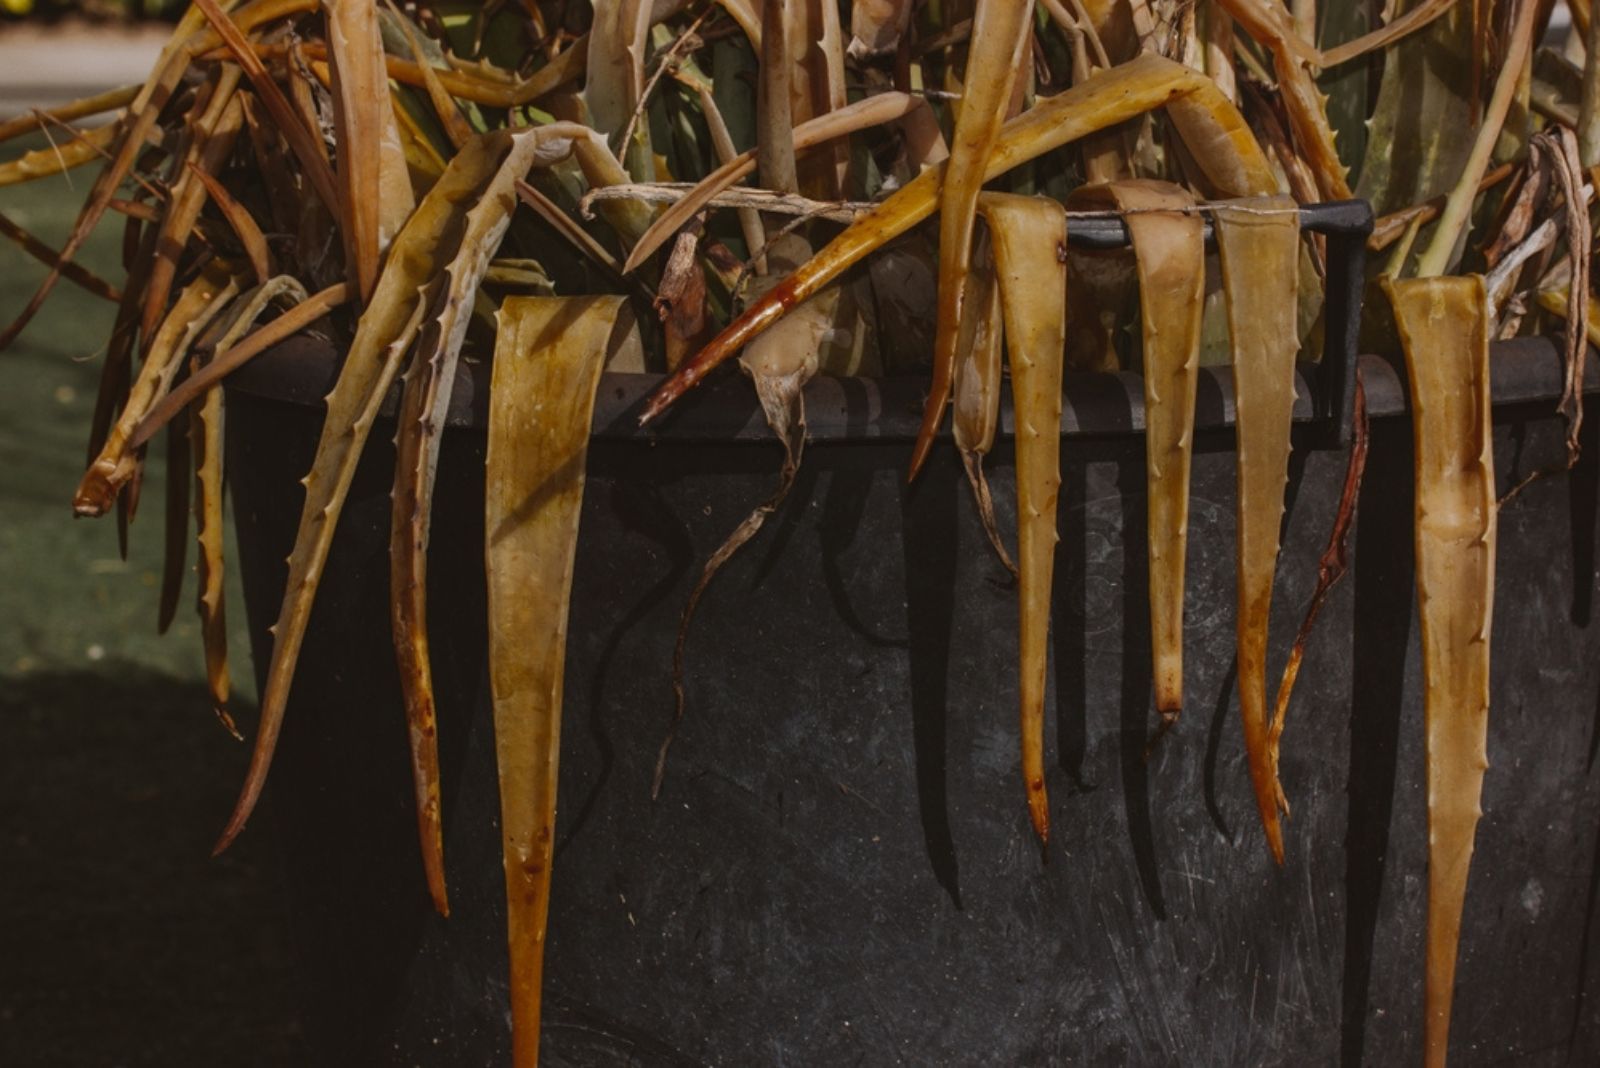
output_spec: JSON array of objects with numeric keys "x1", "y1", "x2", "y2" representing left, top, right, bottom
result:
[
  {"x1": 0, "y1": 147, "x2": 306, "y2": 1061},
  {"x1": 0, "y1": 21, "x2": 167, "y2": 120}
]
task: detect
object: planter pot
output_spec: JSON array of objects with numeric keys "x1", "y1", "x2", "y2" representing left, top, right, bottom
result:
[{"x1": 226, "y1": 337, "x2": 1600, "y2": 1065}]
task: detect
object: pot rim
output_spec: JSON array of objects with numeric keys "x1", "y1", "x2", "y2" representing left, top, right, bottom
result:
[{"x1": 223, "y1": 334, "x2": 1593, "y2": 445}]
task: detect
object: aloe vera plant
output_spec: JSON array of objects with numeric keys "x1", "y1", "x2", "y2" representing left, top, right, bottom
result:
[{"x1": 6, "y1": 0, "x2": 1596, "y2": 1061}]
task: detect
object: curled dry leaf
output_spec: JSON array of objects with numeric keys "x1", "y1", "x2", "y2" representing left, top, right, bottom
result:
[
  {"x1": 75, "y1": 263, "x2": 242, "y2": 517},
  {"x1": 950, "y1": 227, "x2": 1017, "y2": 579},
  {"x1": 327, "y1": 0, "x2": 417, "y2": 302},
  {"x1": 131, "y1": 283, "x2": 351, "y2": 450},
  {"x1": 911, "y1": 0, "x2": 1034, "y2": 481},
  {"x1": 485, "y1": 295, "x2": 633, "y2": 1068},
  {"x1": 1382, "y1": 274, "x2": 1496, "y2": 1068}
]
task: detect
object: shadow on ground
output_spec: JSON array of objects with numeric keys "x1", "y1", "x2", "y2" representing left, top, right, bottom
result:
[{"x1": 0, "y1": 664, "x2": 304, "y2": 1067}]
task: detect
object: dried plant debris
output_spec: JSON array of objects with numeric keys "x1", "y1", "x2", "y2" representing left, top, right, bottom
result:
[{"x1": 5, "y1": 1, "x2": 1591, "y2": 1058}]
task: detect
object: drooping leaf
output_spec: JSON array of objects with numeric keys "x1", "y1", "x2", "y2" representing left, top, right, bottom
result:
[
  {"x1": 910, "y1": 0, "x2": 1035, "y2": 480},
  {"x1": 1381, "y1": 273, "x2": 1496, "y2": 1068},
  {"x1": 979, "y1": 191, "x2": 1068, "y2": 847},
  {"x1": 1069, "y1": 179, "x2": 1204, "y2": 737},
  {"x1": 390, "y1": 126, "x2": 568, "y2": 918},
  {"x1": 213, "y1": 132, "x2": 518, "y2": 854},
  {"x1": 1215, "y1": 196, "x2": 1300, "y2": 862},
  {"x1": 485, "y1": 295, "x2": 633, "y2": 1068}
]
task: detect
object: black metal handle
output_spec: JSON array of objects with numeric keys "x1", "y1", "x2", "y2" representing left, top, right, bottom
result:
[{"x1": 1067, "y1": 198, "x2": 1374, "y2": 449}]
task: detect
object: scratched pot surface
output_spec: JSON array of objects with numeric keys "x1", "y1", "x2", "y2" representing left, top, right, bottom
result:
[{"x1": 227, "y1": 384, "x2": 1600, "y2": 1067}]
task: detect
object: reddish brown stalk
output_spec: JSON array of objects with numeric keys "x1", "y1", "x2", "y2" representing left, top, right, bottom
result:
[
  {"x1": 0, "y1": 211, "x2": 120, "y2": 301},
  {"x1": 1270, "y1": 373, "x2": 1368, "y2": 795}
]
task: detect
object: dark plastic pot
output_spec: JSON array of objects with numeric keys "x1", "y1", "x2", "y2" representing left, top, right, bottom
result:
[{"x1": 225, "y1": 337, "x2": 1600, "y2": 1066}]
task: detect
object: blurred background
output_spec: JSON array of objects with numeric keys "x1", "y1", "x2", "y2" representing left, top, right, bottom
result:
[{"x1": 0, "y1": 7, "x2": 306, "y2": 1066}]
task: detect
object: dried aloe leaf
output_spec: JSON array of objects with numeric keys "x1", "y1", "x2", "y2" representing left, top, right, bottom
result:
[
  {"x1": 911, "y1": 0, "x2": 1034, "y2": 479},
  {"x1": 1381, "y1": 274, "x2": 1496, "y2": 1068},
  {"x1": 1413, "y1": 0, "x2": 1539, "y2": 278},
  {"x1": 141, "y1": 75, "x2": 245, "y2": 345},
  {"x1": 189, "y1": 163, "x2": 272, "y2": 282},
  {"x1": 386, "y1": 3, "x2": 475, "y2": 151},
  {"x1": 623, "y1": 91, "x2": 922, "y2": 273},
  {"x1": 849, "y1": 0, "x2": 913, "y2": 58},
  {"x1": 192, "y1": 0, "x2": 340, "y2": 214},
  {"x1": 1214, "y1": 196, "x2": 1300, "y2": 862},
  {"x1": 327, "y1": 0, "x2": 418, "y2": 302},
  {"x1": 1213, "y1": 0, "x2": 1351, "y2": 198},
  {"x1": 950, "y1": 227, "x2": 1016, "y2": 578},
  {"x1": 130, "y1": 283, "x2": 351, "y2": 450},
  {"x1": 1072, "y1": 179, "x2": 1203, "y2": 736},
  {"x1": 0, "y1": 122, "x2": 121, "y2": 188},
  {"x1": 784, "y1": 0, "x2": 849, "y2": 199},
  {"x1": 979, "y1": 191, "x2": 1068, "y2": 846},
  {"x1": 390, "y1": 126, "x2": 561, "y2": 918},
  {"x1": 0, "y1": 211, "x2": 120, "y2": 300},
  {"x1": 191, "y1": 344, "x2": 239, "y2": 739},
  {"x1": 74, "y1": 263, "x2": 242, "y2": 517},
  {"x1": 0, "y1": 84, "x2": 138, "y2": 145},
  {"x1": 213, "y1": 133, "x2": 517, "y2": 854},
  {"x1": 1320, "y1": 0, "x2": 1458, "y2": 67},
  {"x1": 486, "y1": 295, "x2": 631, "y2": 1068},
  {"x1": 584, "y1": 0, "x2": 652, "y2": 144},
  {"x1": 642, "y1": 53, "x2": 1276, "y2": 423}
]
